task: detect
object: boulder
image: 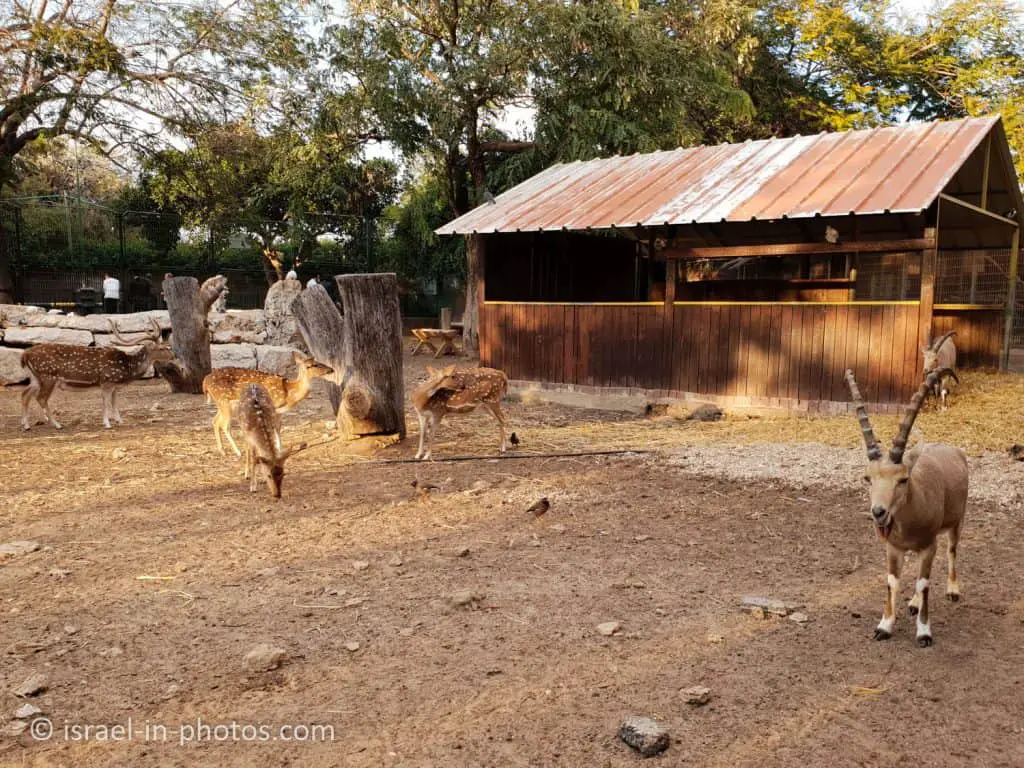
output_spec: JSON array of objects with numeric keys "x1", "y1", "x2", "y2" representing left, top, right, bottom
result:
[
  {"x1": 114, "y1": 311, "x2": 170, "y2": 333},
  {"x1": 0, "y1": 347, "x2": 27, "y2": 385},
  {"x1": 2, "y1": 327, "x2": 93, "y2": 347},
  {"x1": 94, "y1": 331, "x2": 161, "y2": 348},
  {"x1": 211, "y1": 343, "x2": 257, "y2": 369},
  {"x1": 256, "y1": 345, "x2": 300, "y2": 377},
  {"x1": 210, "y1": 309, "x2": 265, "y2": 335},
  {"x1": 212, "y1": 328, "x2": 268, "y2": 345},
  {"x1": 56, "y1": 315, "x2": 118, "y2": 333},
  {"x1": 264, "y1": 279, "x2": 305, "y2": 348},
  {"x1": 0, "y1": 305, "x2": 45, "y2": 327}
]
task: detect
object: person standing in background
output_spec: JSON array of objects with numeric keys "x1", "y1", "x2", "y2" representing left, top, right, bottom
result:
[
  {"x1": 306, "y1": 273, "x2": 320, "y2": 290},
  {"x1": 103, "y1": 272, "x2": 120, "y2": 313}
]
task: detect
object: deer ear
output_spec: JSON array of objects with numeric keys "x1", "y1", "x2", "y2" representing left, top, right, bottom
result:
[
  {"x1": 426, "y1": 366, "x2": 438, "y2": 377},
  {"x1": 443, "y1": 365, "x2": 456, "y2": 375}
]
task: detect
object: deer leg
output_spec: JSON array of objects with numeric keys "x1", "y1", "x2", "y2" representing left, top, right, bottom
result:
[
  {"x1": 217, "y1": 403, "x2": 242, "y2": 457},
  {"x1": 37, "y1": 378, "x2": 61, "y2": 429},
  {"x1": 212, "y1": 412, "x2": 226, "y2": 456},
  {"x1": 913, "y1": 542, "x2": 937, "y2": 647},
  {"x1": 484, "y1": 401, "x2": 507, "y2": 453},
  {"x1": 100, "y1": 384, "x2": 114, "y2": 429},
  {"x1": 946, "y1": 523, "x2": 962, "y2": 602},
  {"x1": 414, "y1": 410, "x2": 426, "y2": 460},
  {"x1": 111, "y1": 386, "x2": 123, "y2": 424},
  {"x1": 875, "y1": 544, "x2": 903, "y2": 641},
  {"x1": 421, "y1": 412, "x2": 437, "y2": 461},
  {"x1": 21, "y1": 374, "x2": 40, "y2": 430}
]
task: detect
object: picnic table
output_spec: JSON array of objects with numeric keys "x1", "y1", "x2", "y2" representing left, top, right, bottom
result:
[{"x1": 411, "y1": 327, "x2": 461, "y2": 358}]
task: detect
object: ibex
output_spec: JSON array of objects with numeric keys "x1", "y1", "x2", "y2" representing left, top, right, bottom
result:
[
  {"x1": 21, "y1": 318, "x2": 167, "y2": 430},
  {"x1": 235, "y1": 383, "x2": 310, "y2": 498},
  {"x1": 201, "y1": 353, "x2": 333, "y2": 456},
  {"x1": 845, "y1": 367, "x2": 968, "y2": 647},
  {"x1": 412, "y1": 365, "x2": 509, "y2": 460},
  {"x1": 922, "y1": 330, "x2": 957, "y2": 410}
]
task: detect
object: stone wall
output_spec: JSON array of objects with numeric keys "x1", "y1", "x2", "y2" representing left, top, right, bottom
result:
[{"x1": 0, "y1": 305, "x2": 301, "y2": 385}]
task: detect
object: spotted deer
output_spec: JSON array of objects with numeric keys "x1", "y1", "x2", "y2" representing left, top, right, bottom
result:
[
  {"x1": 845, "y1": 367, "x2": 969, "y2": 647},
  {"x1": 235, "y1": 383, "x2": 313, "y2": 499},
  {"x1": 21, "y1": 318, "x2": 167, "y2": 430},
  {"x1": 201, "y1": 353, "x2": 333, "y2": 456},
  {"x1": 412, "y1": 366, "x2": 509, "y2": 460},
  {"x1": 922, "y1": 330, "x2": 957, "y2": 410}
]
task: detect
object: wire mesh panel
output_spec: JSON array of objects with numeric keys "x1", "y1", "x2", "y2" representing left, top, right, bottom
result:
[
  {"x1": 854, "y1": 252, "x2": 921, "y2": 300},
  {"x1": 935, "y1": 249, "x2": 1011, "y2": 305}
]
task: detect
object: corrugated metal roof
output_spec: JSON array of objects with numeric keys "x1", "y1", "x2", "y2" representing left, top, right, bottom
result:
[{"x1": 436, "y1": 116, "x2": 1000, "y2": 235}]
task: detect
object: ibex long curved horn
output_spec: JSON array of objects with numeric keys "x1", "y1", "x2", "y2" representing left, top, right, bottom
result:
[
  {"x1": 930, "y1": 330, "x2": 957, "y2": 353},
  {"x1": 889, "y1": 367, "x2": 955, "y2": 464},
  {"x1": 844, "y1": 369, "x2": 882, "y2": 461}
]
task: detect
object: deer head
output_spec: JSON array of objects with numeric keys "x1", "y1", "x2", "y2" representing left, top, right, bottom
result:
[{"x1": 845, "y1": 367, "x2": 956, "y2": 540}]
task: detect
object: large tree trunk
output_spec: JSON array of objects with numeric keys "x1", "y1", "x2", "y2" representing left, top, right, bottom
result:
[
  {"x1": 0, "y1": 218, "x2": 15, "y2": 304},
  {"x1": 293, "y1": 284, "x2": 348, "y2": 414},
  {"x1": 335, "y1": 273, "x2": 405, "y2": 439},
  {"x1": 462, "y1": 233, "x2": 484, "y2": 354},
  {"x1": 157, "y1": 275, "x2": 226, "y2": 393}
]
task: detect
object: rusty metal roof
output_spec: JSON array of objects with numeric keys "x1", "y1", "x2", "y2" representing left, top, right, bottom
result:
[{"x1": 436, "y1": 116, "x2": 1001, "y2": 235}]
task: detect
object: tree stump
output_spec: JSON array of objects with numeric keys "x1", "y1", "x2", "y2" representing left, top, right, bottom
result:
[
  {"x1": 337, "y1": 274, "x2": 405, "y2": 439},
  {"x1": 156, "y1": 275, "x2": 227, "y2": 393},
  {"x1": 293, "y1": 284, "x2": 348, "y2": 414}
]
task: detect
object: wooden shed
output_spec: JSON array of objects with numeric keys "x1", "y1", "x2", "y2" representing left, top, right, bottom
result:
[{"x1": 438, "y1": 116, "x2": 1023, "y2": 411}]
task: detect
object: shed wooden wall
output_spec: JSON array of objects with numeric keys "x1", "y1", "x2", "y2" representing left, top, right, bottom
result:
[
  {"x1": 932, "y1": 308, "x2": 1003, "y2": 368},
  {"x1": 481, "y1": 301, "x2": 927, "y2": 407}
]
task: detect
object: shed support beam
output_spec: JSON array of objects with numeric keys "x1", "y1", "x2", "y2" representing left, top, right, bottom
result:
[
  {"x1": 938, "y1": 193, "x2": 1017, "y2": 228},
  {"x1": 981, "y1": 135, "x2": 991, "y2": 211},
  {"x1": 920, "y1": 226, "x2": 937, "y2": 351},
  {"x1": 1002, "y1": 227, "x2": 1020, "y2": 370},
  {"x1": 665, "y1": 238, "x2": 933, "y2": 260}
]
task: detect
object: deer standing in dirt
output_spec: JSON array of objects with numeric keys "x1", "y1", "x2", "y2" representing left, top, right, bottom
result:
[
  {"x1": 922, "y1": 330, "x2": 957, "y2": 410},
  {"x1": 21, "y1": 318, "x2": 167, "y2": 430},
  {"x1": 412, "y1": 366, "x2": 509, "y2": 460},
  {"x1": 236, "y1": 383, "x2": 311, "y2": 498},
  {"x1": 202, "y1": 353, "x2": 333, "y2": 456},
  {"x1": 845, "y1": 367, "x2": 969, "y2": 647}
]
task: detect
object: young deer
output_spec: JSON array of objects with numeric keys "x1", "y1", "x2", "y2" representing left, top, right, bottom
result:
[
  {"x1": 845, "y1": 367, "x2": 969, "y2": 647},
  {"x1": 235, "y1": 383, "x2": 309, "y2": 499},
  {"x1": 411, "y1": 365, "x2": 509, "y2": 460},
  {"x1": 921, "y1": 330, "x2": 957, "y2": 410},
  {"x1": 21, "y1": 318, "x2": 167, "y2": 430},
  {"x1": 202, "y1": 352, "x2": 333, "y2": 456}
]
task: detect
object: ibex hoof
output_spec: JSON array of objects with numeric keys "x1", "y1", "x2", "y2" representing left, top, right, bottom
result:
[
  {"x1": 917, "y1": 635, "x2": 933, "y2": 647},
  {"x1": 947, "y1": 593, "x2": 961, "y2": 602},
  {"x1": 873, "y1": 629, "x2": 892, "y2": 641},
  {"x1": 907, "y1": 605, "x2": 919, "y2": 617}
]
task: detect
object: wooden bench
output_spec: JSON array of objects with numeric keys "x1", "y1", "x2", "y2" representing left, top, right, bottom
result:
[{"x1": 411, "y1": 328, "x2": 461, "y2": 358}]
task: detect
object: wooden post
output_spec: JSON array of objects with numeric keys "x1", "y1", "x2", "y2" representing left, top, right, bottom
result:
[
  {"x1": 919, "y1": 226, "x2": 937, "y2": 350},
  {"x1": 335, "y1": 273, "x2": 406, "y2": 439},
  {"x1": 462, "y1": 233, "x2": 486, "y2": 354},
  {"x1": 156, "y1": 275, "x2": 227, "y2": 393},
  {"x1": 293, "y1": 284, "x2": 347, "y2": 414},
  {"x1": 440, "y1": 307, "x2": 452, "y2": 330},
  {"x1": 664, "y1": 258, "x2": 677, "y2": 306},
  {"x1": 1001, "y1": 228, "x2": 1020, "y2": 370}
]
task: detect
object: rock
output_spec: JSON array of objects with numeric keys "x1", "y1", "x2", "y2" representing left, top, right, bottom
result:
[
  {"x1": 344, "y1": 598, "x2": 365, "y2": 607},
  {"x1": 741, "y1": 596, "x2": 797, "y2": 617},
  {"x1": 93, "y1": 331, "x2": 158, "y2": 348},
  {"x1": 597, "y1": 621, "x2": 622, "y2": 637},
  {"x1": 64, "y1": 625, "x2": 79, "y2": 635},
  {"x1": 55, "y1": 314, "x2": 119, "y2": 333},
  {"x1": 352, "y1": 560, "x2": 370, "y2": 572},
  {"x1": 634, "y1": 534, "x2": 652, "y2": 542},
  {"x1": 243, "y1": 644, "x2": 287, "y2": 673},
  {"x1": 344, "y1": 641, "x2": 360, "y2": 652},
  {"x1": 683, "y1": 685, "x2": 711, "y2": 706},
  {"x1": 685, "y1": 403, "x2": 724, "y2": 422},
  {"x1": 115, "y1": 311, "x2": 170, "y2": 333},
  {"x1": 788, "y1": 612, "x2": 810, "y2": 625},
  {"x1": 256, "y1": 345, "x2": 300, "y2": 376},
  {"x1": 619, "y1": 716, "x2": 670, "y2": 757},
  {"x1": 12, "y1": 672, "x2": 47, "y2": 697},
  {"x1": 0, "y1": 541, "x2": 41, "y2": 558},
  {"x1": 469, "y1": 480, "x2": 490, "y2": 494},
  {"x1": 14, "y1": 703, "x2": 42, "y2": 719},
  {"x1": 455, "y1": 546, "x2": 471, "y2": 558},
  {"x1": 388, "y1": 555, "x2": 404, "y2": 567},
  {"x1": 2, "y1": 326, "x2": 93, "y2": 347},
  {"x1": 112, "y1": 447, "x2": 127, "y2": 460},
  {"x1": 398, "y1": 627, "x2": 415, "y2": 637},
  {"x1": 450, "y1": 589, "x2": 484, "y2": 608},
  {"x1": 0, "y1": 304, "x2": 46, "y2": 326},
  {"x1": 209, "y1": 309, "x2": 267, "y2": 344},
  {"x1": 0, "y1": 346, "x2": 26, "y2": 384},
  {"x1": 211, "y1": 343, "x2": 258, "y2": 370},
  {"x1": 263, "y1": 279, "x2": 305, "y2": 347},
  {"x1": 48, "y1": 568, "x2": 71, "y2": 579}
]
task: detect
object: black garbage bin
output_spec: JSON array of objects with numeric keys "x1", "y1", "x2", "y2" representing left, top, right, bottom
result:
[{"x1": 74, "y1": 287, "x2": 101, "y2": 315}]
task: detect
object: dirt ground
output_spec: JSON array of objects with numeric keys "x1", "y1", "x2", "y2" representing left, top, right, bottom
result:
[{"x1": 2, "y1": 349, "x2": 1023, "y2": 767}]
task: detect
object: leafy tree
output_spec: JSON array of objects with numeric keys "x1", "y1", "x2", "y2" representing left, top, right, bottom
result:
[
  {"x1": 0, "y1": 0, "x2": 313, "y2": 300},
  {"x1": 329, "y1": 0, "x2": 540, "y2": 351},
  {"x1": 381, "y1": 170, "x2": 465, "y2": 283}
]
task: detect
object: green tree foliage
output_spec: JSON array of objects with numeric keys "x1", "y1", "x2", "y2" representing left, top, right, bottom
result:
[{"x1": 381, "y1": 171, "x2": 465, "y2": 283}]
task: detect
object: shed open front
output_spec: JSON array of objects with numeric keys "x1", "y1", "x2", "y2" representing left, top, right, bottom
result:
[{"x1": 439, "y1": 117, "x2": 1023, "y2": 411}]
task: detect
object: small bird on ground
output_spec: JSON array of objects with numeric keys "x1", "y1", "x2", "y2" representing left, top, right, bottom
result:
[
  {"x1": 509, "y1": 432, "x2": 520, "y2": 447},
  {"x1": 526, "y1": 497, "x2": 550, "y2": 517},
  {"x1": 1010, "y1": 444, "x2": 1024, "y2": 461},
  {"x1": 411, "y1": 478, "x2": 441, "y2": 502}
]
